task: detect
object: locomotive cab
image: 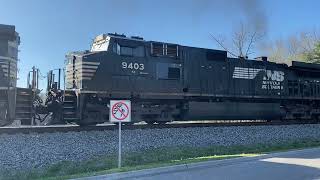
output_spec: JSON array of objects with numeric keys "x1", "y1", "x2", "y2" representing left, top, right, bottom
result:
[{"x1": 65, "y1": 33, "x2": 184, "y2": 125}]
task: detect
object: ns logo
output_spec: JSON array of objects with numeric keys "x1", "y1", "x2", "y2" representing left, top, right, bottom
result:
[{"x1": 263, "y1": 70, "x2": 285, "y2": 82}]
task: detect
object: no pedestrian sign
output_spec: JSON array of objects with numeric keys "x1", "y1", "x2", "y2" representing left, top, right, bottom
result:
[{"x1": 110, "y1": 100, "x2": 131, "y2": 122}]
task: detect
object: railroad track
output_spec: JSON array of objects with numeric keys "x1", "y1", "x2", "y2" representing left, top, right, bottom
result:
[{"x1": 0, "y1": 120, "x2": 319, "y2": 135}]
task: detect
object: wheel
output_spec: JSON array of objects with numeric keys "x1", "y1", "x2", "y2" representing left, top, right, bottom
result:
[
  {"x1": 77, "y1": 114, "x2": 99, "y2": 126},
  {"x1": 146, "y1": 121, "x2": 156, "y2": 125},
  {"x1": 77, "y1": 119, "x2": 98, "y2": 126},
  {"x1": 0, "y1": 106, "x2": 9, "y2": 127},
  {"x1": 157, "y1": 121, "x2": 168, "y2": 125},
  {"x1": 122, "y1": 122, "x2": 134, "y2": 126}
]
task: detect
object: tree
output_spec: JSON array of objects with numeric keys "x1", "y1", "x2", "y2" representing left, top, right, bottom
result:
[
  {"x1": 211, "y1": 21, "x2": 266, "y2": 58},
  {"x1": 261, "y1": 39, "x2": 288, "y2": 64},
  {"x1": 304, "y1": 42, "x2": 320, "y2": 63},
  {"x1": 314, "y1": 43, "x2": 320, "y2": 63},
  {"x1": 263, "y1": 30, "x2": 320, "y2": 64}
]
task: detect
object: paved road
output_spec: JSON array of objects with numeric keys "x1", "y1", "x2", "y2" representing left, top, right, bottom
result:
[{"x1": 80, "y1": 148, "x2": 320, "y2": 180}]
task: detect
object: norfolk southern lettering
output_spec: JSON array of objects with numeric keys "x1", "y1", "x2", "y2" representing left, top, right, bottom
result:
[{"x1": 232, "y1": 67, "x2": 285, "y2": 90}]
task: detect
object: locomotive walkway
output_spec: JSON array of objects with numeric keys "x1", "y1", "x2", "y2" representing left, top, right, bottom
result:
[{"x1": 80, "y1": 147, "x2": 320, "y2": 180}]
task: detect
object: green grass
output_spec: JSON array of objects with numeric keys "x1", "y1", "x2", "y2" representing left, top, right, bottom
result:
[{"x1": 2, "y1": 138, "x2": 320, "y2": 180}]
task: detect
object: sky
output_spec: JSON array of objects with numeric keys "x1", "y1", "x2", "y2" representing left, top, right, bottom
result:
[{"x1": 0, "y1": 0, "x2": 320, "y2": 89}]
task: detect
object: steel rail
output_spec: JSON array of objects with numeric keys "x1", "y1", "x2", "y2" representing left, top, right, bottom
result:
[{"x1": 0, "y1": 120, "x2": 319, "y2": 135}]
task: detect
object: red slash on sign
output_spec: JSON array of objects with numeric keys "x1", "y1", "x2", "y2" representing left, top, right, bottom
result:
[{"x1": 112, "y1": 102, "x2": 129, "y2": 121}]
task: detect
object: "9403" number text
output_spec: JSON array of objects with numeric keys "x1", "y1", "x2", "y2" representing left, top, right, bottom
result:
[{"x1": 122, "y1": 62, "x2": 144, "y2": 70}]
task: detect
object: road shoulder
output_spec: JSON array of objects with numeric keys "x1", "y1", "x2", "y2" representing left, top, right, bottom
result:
[{"x1": 77, "y1": 147, "x2": 320, "y2": 180}]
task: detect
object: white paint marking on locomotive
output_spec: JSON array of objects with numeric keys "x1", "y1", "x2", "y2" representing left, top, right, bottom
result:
[
  {"x1": 233, "y1": 67, "x2": 285, "y2": 90},
  {"x1": 139, "y1": 72, "x2": 149, "y2": 75},
  {"x1": 233, "y1": 67, "x2": 285, "y2": 82},
  {"x1": 121, "y1": 62, "x2": 145, "y2": 71},
  {"x1": 232, "y1": 67, "x2": 265, "y2": 80},
  {"x1": 66, "y1": 61, "x2": 101, "y2": 81},
  {"x1": 0, "y1": 56, "x2": 16, "y2": 62}
]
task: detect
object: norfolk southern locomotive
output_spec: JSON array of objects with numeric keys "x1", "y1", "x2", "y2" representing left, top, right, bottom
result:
[
  {"x1": 0, "y1": 24, "x2": 20, "y2": 126},
  {"x1": 58, "y1": 33, "x2": 320, "y2": 125}
]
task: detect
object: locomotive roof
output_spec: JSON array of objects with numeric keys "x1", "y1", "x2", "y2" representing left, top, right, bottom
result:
[
  {"x1": 94, "y1": 33, "x2": 228, "y2": 53},
  {"x1": 95, "y1": 33, "x2": 145, "y2": 42},
  {"x1": 81, "y1": 33, "x2": 316, "y2": 69},
  {"x1": 78, "y1": 35, "x2": 268, "y2": 64},
  {"x1": 0, "y1": 24, "x2": 19, "y2": 41}
]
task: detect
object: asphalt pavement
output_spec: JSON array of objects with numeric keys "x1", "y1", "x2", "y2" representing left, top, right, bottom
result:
[{"x1": 78, "y1": 147, "x2": 320, "y2": 180}]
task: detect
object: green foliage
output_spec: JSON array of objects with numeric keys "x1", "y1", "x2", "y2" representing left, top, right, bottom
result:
[
  {"x1": 301, "y1": 42, "x2": 320, "y2": 63},
  {"x1": 2, "y1": 139, "x2": 320, "y2": 180},
  {"x1": 265, "y1": 31, "x2": 320, "y2": 64},
  {"x1": 313, "y1": 43, "x2": 320, "y2": 63}
]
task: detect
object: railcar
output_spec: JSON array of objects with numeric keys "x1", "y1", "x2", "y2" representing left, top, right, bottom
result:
[
  {"x1": 60, "y1": 33, "x2": 320, "y2": 125},
  {"x1": 0, "y1": 24, "x2": 20, "y2": 126}
]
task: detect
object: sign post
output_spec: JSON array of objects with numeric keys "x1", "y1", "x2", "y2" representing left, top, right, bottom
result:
[
  {"x1": 118, "y1": 121, "x2": 121, "y2": 168},
  {"x1": 110, "y1": 100, "x2": 131, "y2": 168}
]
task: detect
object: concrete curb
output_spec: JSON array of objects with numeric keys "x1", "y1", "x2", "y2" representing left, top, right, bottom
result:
[{"x1": 75, "y1": 147, "x2": 320, "y2": 180}]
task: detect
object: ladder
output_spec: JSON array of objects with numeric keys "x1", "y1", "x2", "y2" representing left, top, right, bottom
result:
[
  {"x1": 63, "y1": 90, "x2": 78, "y2": 123},
  {"x1": 15, "y1": 88, "x2": 33, "y2": 125}
]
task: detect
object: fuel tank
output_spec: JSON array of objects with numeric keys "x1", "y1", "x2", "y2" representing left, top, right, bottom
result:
[{"x1": 186, "y1": 101, "x2": 281, "y2": 120}]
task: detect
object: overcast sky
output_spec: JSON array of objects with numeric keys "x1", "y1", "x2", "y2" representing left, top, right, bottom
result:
[{"x1": 1, "y1": 0, "x2": 320, "y2": 88}]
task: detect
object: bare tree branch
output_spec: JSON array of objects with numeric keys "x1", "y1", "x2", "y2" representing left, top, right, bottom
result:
[
  {"x1": 245, "y1": 31, "x2": 257, "y2": 56},
  {"x1": 211, "y1": 19, "x2": 266, "y2": 59},
  {"x1": 209, "y1": 34, "x2": 238, "y2": 57}
]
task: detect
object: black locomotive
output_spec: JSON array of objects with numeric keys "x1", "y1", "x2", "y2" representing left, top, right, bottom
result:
[
  {"x1": 0, "y1": 25, "x2": 19, "y2": 126},
  {"x1": 60, "y1": 33, "x2": 320, "y2": 125}
]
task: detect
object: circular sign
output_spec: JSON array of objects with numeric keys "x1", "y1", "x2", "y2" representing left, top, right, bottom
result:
[{"x1": 111, "y1": 101, "x2": 130, "y2": 121}]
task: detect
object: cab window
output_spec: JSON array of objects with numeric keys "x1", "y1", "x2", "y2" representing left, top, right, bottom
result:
[{"x1": 113, "y1": 43, "x2": 145, "y2": 57}]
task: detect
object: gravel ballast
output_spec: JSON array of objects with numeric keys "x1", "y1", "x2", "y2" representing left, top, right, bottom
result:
[{"x1": 0, "y1": 124, "x2": 320, "y2": 172}]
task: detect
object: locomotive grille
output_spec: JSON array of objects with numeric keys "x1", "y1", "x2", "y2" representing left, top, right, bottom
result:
[
  {"x1": 66, "y1": 61, "x2": 100, "y2": 88},
  {"x1": 0, "y1": 58, "x2": 17, "y2": 87}
]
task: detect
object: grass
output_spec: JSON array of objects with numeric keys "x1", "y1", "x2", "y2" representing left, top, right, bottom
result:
[{"x1": 2, "y1": 138, "x2": 320, "y2": 180}]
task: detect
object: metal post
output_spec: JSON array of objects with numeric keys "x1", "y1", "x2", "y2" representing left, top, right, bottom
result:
[
  {"x1": 7, "y1": 62, "x2": 11, "y2": 121},
  {"x1": 118, "y1": 121, "x2": 122, "y2": 168},
  {"x1": 63, "y1": 68, "x2": 66, "y2": 91},
  {"x1": 27, "y1": 72, "x2": 30, "y2": 88},
  {"x1": 63, "y1": 68, "x2": 66, "y2": 100},
  {"x1": 36, "y1": 69, "x2": 39, "y2": 90},
  {"x1": 7, "y1": 62, "x2": 11, "y2": 87},
  {"x1": 47, "y1": 72, "x2": 50, "y2": 91},
  {"x1": 58, "y1": 68, "x2": 61, "y2": 90},
  {"x1": 32, "y1": 66, "x2": 36, "y2": 89}
]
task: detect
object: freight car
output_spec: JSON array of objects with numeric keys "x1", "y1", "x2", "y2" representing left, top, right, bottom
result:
[
  {"x1": 55, "y1": 33, "x2": 320, "y2": 126},
  {"x1": 0, "y1": 24, "x2": 20, "y2": 126}
]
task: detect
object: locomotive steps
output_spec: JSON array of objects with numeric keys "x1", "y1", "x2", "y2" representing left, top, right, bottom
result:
[
  {"x1": 15, "y1": 88, "x2": 33, "y2": 125},
  {"x1": 63, "y1": 90, "x2": 78, "y2": 122}
]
